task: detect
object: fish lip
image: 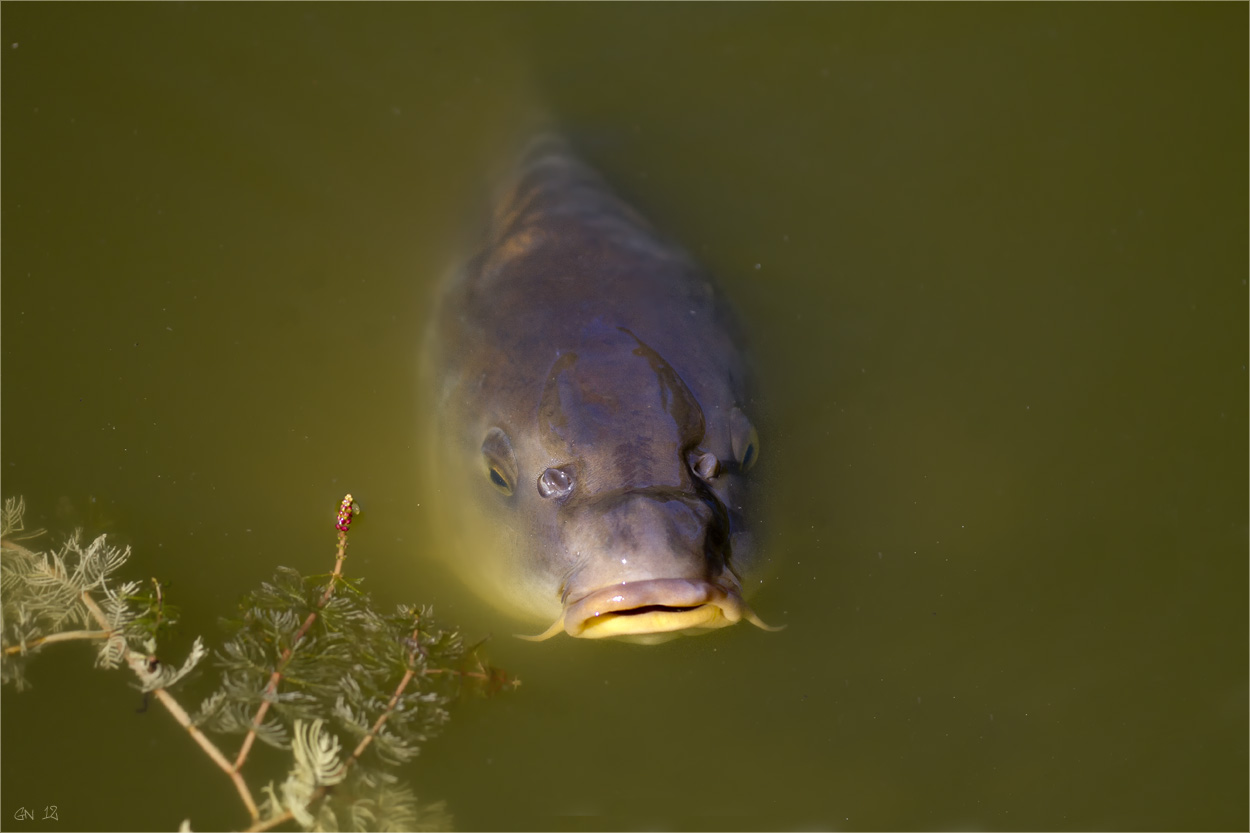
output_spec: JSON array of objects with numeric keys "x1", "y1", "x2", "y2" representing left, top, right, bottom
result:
[{"x1": 561, "y1": 578, "x2": 744, "y2": 638}]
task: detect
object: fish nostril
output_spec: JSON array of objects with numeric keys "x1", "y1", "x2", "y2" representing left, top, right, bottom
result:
[
  {"x1": 537, "y1": 466, "x2": 574, "y2": 499},
  {"x1": 691, "y1": 450, "x2": 720, "y2": 481}
]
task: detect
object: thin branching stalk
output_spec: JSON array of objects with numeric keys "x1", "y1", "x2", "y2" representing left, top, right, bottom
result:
[
  {"x1": 2, "y1": 629, "x2": 111, "y2": 654},
  {"x1": 350, "y1": 611, "x2": 424, "y2": 764},
  {"x1": 245, "y1": 808, "x2": 296, "y2": 833},
  {"x1": 77, "y1": 587, "x2": 263, "y2": 822},
  {"x1": 157, "y1": 690, "x2": 262, "y2": 821},
  {"x1": 244, "y1": 611, "x2": 422, "y2": 833},
  {"x1": 233, "y1": 501, "x2": 354, "y2": 774}
]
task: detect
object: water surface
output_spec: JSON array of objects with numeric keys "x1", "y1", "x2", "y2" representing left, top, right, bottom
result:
[{"x1": 2, "y1": 4, "x2": 1245, "y2": 831}]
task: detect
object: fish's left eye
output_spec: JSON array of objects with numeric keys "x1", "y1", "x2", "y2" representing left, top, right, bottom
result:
[
  {"x1": 537, "y1": 466, "x2": 574, "y2": 500},
  {"x1": 730, "y1": 407, "x2": 760, "y2": 472}
]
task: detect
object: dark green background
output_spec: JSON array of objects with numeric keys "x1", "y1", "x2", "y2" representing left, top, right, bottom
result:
[{"x1": 2, "y1": 4, "x2": 1245, "y2": 831}]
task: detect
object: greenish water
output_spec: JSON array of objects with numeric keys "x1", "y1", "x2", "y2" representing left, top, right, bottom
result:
[{"x1": 2, "y1": 4, "x2": 1245, "y2": 831}]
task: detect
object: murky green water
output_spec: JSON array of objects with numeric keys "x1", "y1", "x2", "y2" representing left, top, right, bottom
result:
[{"x1": 2, "y1": 4, "x2": 1245, "y2": 831}]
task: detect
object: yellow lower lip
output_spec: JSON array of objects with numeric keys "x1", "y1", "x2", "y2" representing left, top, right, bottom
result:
[
  {"x1": 515, "y1": 579, "x2": 782, "y2": 642},
  {"x1": 574, "y1": 604, "x2": 729, "y2": 639}
]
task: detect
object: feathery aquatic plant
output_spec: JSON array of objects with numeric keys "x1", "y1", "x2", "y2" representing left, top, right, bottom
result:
[{"x1": 1, "y1": 494, "x2": 516, "y2": 832}]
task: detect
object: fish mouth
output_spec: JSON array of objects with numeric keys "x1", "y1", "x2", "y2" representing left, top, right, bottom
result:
[{"x1": 518, "y1": 578, "x2": 781, "y2": 641}]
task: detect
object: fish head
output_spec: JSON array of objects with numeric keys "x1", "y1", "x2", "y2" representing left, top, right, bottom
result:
[{"x1": 447, "y1": 325, "x2": 769, "y2": 641}]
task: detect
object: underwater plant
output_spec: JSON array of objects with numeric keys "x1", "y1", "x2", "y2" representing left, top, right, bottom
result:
[{"x1": 1, "y1": 495, "x2": 516, "y2": 832}]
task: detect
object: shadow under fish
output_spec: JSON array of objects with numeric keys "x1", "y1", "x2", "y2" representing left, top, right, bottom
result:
[{"x1": 423, "y1": 135, "x2": 778, "y2": 642}]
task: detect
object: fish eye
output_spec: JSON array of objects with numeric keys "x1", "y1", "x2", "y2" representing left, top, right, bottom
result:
[
  {"x1": 739, "y1": 432, "x2": 758, "y2": 470},
  {"x1": 481, "y1": 427, "x2": 518, "y2": 496},
  {"x1": 731, "y1": 407, "x2": 759, "y2": 472},
  {"x1": 537, "y1": 466, "x2": 573, "y2": 499}
]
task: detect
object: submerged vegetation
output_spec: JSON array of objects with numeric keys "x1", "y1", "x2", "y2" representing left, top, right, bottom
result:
[{"x1": 0, "y1": 495, "x2": 516, "y2": 832}]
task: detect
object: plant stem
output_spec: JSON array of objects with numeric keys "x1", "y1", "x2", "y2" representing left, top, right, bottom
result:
[
  {"x1": 77, "y1": 590, "x2": 262, "y2": 823},
  {"x1": 3, "y1": 629, "x2": 111, "y2": 654},
  {"x1": 243, "y1": 639, "x2": 417, "y2": 833},
  {"x1": 348, "y1": 611, "x2": 423, "y2": 764},
  {"x1": 154, "y1": 689, "x2": 261, "y2": 822},
  {"x1": 244, "y1": 809, "x2": 295, "y2": 833},
  {"x1": 233, "y1": 526, "x2": 350, "y2": 772}
]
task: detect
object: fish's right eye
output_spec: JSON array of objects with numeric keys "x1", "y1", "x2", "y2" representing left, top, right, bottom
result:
[{"x1": 481, "y1": 427, "x2": 518, "y2": 497}]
